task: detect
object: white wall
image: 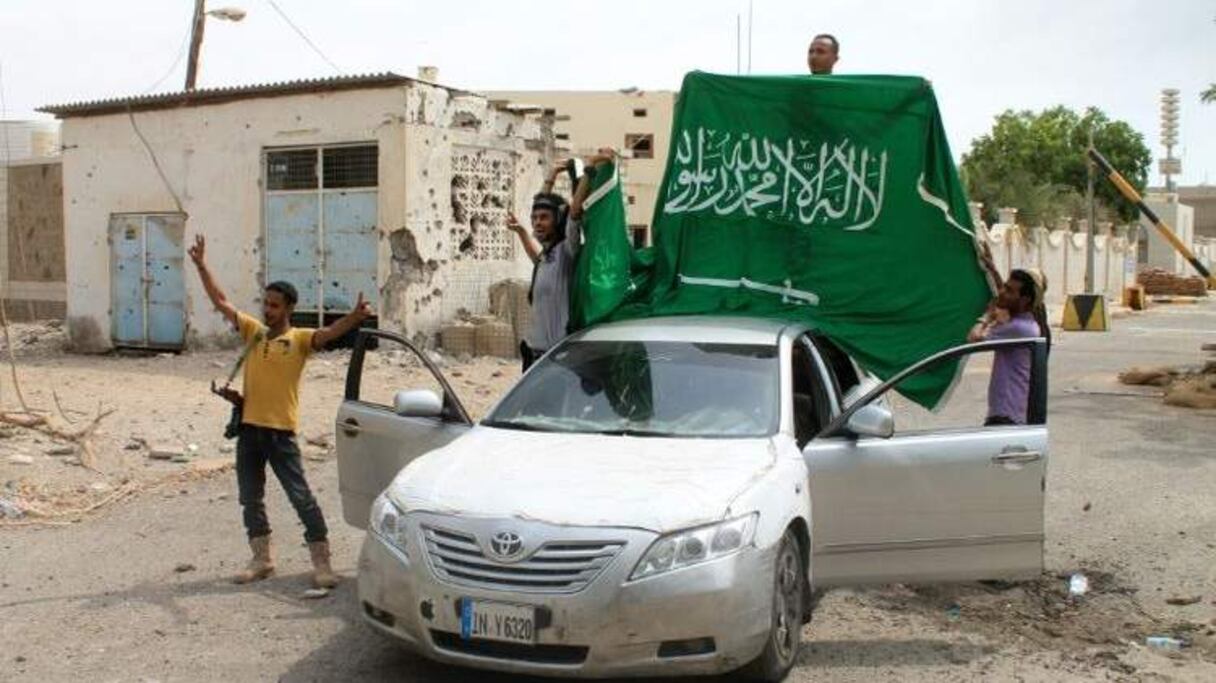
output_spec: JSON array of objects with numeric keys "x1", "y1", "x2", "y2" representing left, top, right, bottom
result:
[
  {"x1": 59, "y1": 83, "x2": 547, "y2": 351},
  {"x1": 1141, "y1": 198, "x2": 1195, "y2": 274},
  {"x1": 978, "y1": 224, "x2": 1135, "y2": 312}
]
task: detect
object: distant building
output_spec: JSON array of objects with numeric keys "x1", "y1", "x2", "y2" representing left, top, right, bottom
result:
[
  {"x1": 1, "y1": 120, "x2": 64, "y2": 320},
  {"x1": 1146, "y1": 185, "x2": 1216, "y2": 240},
  {"x1": 40, "y1": 73, "x2": 552, "y2": 351},
  {"x1": 487, "y1": 90, "x2": 676, "y2": 248},
  {"x1": 0, "y1": 120, "x2": 60, "y2": 163}
]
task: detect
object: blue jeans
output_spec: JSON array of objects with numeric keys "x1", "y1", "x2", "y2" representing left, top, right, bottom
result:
[{"x1": 236, "y1": 425, "x2": 328, "y2": 543}]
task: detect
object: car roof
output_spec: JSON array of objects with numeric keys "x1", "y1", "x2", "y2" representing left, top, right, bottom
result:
[{"x1": 574, "y1": 316, "x2": 811, "y2": 346}]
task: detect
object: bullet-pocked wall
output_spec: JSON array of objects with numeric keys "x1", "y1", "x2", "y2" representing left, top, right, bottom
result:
[{"x1": 54, "y1": 78, "x2": 550, "y2": 352}]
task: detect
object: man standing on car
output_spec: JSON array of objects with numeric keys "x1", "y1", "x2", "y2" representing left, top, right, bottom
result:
[
  {"x1": 968, "y1": 268, "x2": 1044, "y2": 426},
  {"x1": 189, "y1": 235, "x2": 371, "y2": 588},
  {"x1": 807, "y1": 34, "x2": 839, "y2": 75}
]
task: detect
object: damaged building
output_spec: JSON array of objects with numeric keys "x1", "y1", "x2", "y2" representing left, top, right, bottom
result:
[{"x1": 39, "y1": 72, "x2": 553, "y2": 352}]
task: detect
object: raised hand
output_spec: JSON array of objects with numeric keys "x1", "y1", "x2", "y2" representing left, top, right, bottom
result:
[
  {"x1": 188, "y1": 234, "x2": 206, "y2": 266},
  {"x1": 353, "y1": 292, "x2": 373, "y2": 319}
]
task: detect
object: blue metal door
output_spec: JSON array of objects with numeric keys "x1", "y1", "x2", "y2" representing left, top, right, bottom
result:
[
  {"x1": 110, "y1": 216, "x2": 145, "y2": 346},
  {"x1": 322, "y1": 190, "x2": 378, "y2": 311},
  {"x1": 145, "y1": 216, "x2": 186, "y2": 347},
  {"x1": 266, "y1": 193, "x2": 321, "y2": 312},
  {"x1": 109, "y1": 214, "x2": 186, "y2": 349}
]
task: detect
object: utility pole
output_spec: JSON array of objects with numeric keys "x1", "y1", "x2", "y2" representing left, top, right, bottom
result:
[
  {"x1": 747, "y1": 0, "x2": 753, "y2": 74},
  {"x1": 185, "y1": 0, "x2": 207, "y2": 91},
  {"x1": 736, "y1": 14, "x2": 741, "y2": 75},
  {"x1": 1085, "y1": 128, "x2": 1096, "y2": 294}
]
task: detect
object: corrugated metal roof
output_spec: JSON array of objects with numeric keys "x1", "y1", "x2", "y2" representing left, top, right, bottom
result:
[{"x1": 38, "y1": 72, "x2": 446, "y2": 118}]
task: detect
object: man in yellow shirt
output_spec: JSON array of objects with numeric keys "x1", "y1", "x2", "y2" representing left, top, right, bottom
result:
[{"x1": 189, "y1": 235, "x2": 371, "y2": 588}]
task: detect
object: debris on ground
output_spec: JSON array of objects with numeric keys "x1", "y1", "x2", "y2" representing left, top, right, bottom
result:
[
  {"x1": 0, "y1": 497, "x2": 25, "y2": 519},
  {"x1": 1068, "y1": 573, "x2": 1089, "y2": 598},
  {"x1": 1166, "y1": 596, "x2": 1203, "y2": 606},
  {"x1": 301, "y1": 588, "x2": 331, "y2": 600},
  {"x1": 148, "y1": 445, "x2": 183, "y2": 461},
  {"x1": 1137, "y1": 268, "x2": 1210, "y2": 297},
  {"x1": 1145, "y1": 635, "x2": 1188, "y2": 651},
  {"x1": 1119, "y1": 360, "x2": 1216, "y2": 409},
  {"x1": 174, "y1": 563, "x2": 196, "y2": 573}
]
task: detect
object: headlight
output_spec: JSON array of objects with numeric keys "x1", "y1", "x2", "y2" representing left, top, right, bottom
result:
[
  {"x1": 370, "y1": 493, "x2": 410, "y2": 556},
  {"x1": 630, "y1": 513, "x2": 757, "y2": 581}
]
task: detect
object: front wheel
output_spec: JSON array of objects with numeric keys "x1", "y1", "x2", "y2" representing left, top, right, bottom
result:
[{"x1": 739, "y1": 528, "x2": 806, "y2": 683}]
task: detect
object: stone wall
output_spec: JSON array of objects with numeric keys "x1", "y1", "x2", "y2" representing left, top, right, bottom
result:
[{"x1": 1, "y1": 160, "x2": 65, "y2": 321}]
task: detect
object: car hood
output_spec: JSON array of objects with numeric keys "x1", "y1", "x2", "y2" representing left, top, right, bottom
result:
[{"x1": 388, "y1": 426, "x2": 779, "y2": 533}]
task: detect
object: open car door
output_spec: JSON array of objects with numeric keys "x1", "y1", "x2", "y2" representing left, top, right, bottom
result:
[
  {"x1": 335, "y1": 330, "x2": 473, "y2": 529},
  {"x1": 804, "y1": 338, "x2": 1048, "y2": 587}
]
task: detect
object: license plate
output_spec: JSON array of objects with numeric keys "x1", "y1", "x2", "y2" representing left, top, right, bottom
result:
[{"x1": 460, "y1": 599, "x2": 536, "y2": 645}]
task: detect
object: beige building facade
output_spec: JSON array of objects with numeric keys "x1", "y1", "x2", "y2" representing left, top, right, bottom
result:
[
  {"x1": 42, "y1": 74, "x2": 552, "y2": 351},
  {"x1": 488, "y1": 90, "x2": 676, "y2": 247}
]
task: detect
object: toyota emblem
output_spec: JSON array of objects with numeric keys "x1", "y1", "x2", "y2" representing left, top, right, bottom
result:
[{"x1": 489, "y1": 531, "x2": 524, "y2": 559}]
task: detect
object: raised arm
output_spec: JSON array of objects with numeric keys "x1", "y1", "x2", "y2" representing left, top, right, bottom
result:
[
  {"x1": 311, "y1": 292, "x2": 373, "y2": 351},
  {"x1": 188, "y1": 235, "x2": 238, "y2": 327},
  {"x1": 506, "y1": 214, "x2": 542, "y2": 263}
]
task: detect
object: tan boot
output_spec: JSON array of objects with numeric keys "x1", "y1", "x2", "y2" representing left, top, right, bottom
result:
[
  {"x1": 233, "y1": 535, "x2": 275, "y2": 584},
  {"x1": 308, "y1": 540, "x2": 339, "y2": 589}
]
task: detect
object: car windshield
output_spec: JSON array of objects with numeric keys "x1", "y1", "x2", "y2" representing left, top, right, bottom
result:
[{"x1": 484, "y1": 340, "x2": 779, "y2": 438}]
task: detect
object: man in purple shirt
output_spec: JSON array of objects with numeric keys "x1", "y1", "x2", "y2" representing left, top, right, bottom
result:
[{"x1": 968, "y1": 269, "x2": 1044, "y2": 425}]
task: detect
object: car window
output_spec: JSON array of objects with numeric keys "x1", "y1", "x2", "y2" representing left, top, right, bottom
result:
[
  {"x1": 812, "y1": 335, "x2": 860, "y2": 402},
  {"x1": 871, "y1": 345, "x2": 1042, "y2": 435},
  {"x1": 791, "y1": 339, "x2": 830, "y2": 448},
  {"x1": 485, "y1": 340, "x2": 779, "y2": 438},
  {"x1": 351, "y1": 336, "x2": 447, "y2": 412}
]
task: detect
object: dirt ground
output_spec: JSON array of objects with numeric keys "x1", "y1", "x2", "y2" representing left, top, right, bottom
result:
[{"x1": 2, "y1": 305, "x2": 1216, "y2": 682}]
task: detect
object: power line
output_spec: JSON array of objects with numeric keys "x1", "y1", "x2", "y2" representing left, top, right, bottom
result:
[
  {"x1": 264, "y1": 0, "x2": 343, "y2": 75},
  {"x1": 142, "y1": 25, "x2": 192, "y2": 94}
]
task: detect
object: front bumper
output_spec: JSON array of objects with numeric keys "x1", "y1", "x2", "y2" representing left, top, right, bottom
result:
[{"x1": 356, "y1": 512, "x2": 774, "y2": 678}]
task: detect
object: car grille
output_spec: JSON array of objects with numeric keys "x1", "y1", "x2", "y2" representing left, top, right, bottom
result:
[
  {"x1": 430, "y1": 630, "x2": 589, "y2": 665},
  {"x1": 421, "y1": 526, "x2": 625, "y2": 593}
]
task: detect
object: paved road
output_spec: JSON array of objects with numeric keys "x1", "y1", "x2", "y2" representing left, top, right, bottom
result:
[{"x1": 3, "y1": 303, "x2": 1214, "y2": 682}]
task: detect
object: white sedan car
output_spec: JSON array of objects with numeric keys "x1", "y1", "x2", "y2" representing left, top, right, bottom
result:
[{"x1": 335, "y1": 316, "x2": 1048, "y2": 681}]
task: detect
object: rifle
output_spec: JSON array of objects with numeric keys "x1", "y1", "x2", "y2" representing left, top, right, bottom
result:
[{"x1": 211, "y1": 330, "x2": 263, "y2": 439}]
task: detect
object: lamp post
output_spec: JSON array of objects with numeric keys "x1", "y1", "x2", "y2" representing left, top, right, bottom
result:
[{"x1": 184, "y1": 3, "x2": 247, "y2": 91}]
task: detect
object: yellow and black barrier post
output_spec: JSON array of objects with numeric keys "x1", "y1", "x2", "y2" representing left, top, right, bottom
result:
[{"x1": 1088, "y1": 147, "x2": 1215, "y2": 289}]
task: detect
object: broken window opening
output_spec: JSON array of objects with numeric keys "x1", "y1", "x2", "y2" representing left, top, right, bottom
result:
[{"x1": 625, "y1": 133, "x2": 654, "y2": 159}]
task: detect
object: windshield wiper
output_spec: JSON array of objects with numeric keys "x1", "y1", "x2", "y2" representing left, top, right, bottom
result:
[
  {"x1": 481, "y1": 419, "x2": 549, "y2": 432},
  {"x1": 595, "y1": 428, "x2": 675, "y2": 438}
]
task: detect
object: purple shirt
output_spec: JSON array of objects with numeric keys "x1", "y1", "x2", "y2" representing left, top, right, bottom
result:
[{"x1": 987, "y1": 313, "x2": 1040, "y2": 424}]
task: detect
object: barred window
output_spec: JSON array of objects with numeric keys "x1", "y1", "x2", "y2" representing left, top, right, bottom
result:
[
  {"x1": 323, "y1": 145, "x2": 378, "y2": 189},
  {"x1": 266, "y1": 149, "x2": 318, "y2": 190}
]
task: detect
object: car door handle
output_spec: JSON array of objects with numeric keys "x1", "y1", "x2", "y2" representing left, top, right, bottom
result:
[
  {"x1": 992, "y1": 450, "x2": 1042, "y2": 465},
  {"x1": 340, "y1": 418, "x2": 361, "y2": 437}
]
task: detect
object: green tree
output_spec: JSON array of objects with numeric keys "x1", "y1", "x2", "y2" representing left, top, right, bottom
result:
[
  {"x1": 1202, "y1": 84, "x2": 1216, "y2": 104},
  {"x1": 960, "y1": 107, "x2": 1151, "y2": 225}
]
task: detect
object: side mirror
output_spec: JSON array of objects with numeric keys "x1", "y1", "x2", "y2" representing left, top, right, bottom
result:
[
  {"x1": 846, "y1": 404, "x2": 894, "y2": 439},
  {"x1": 393, "y1": 389, "x2": 443, "y2": 418}
]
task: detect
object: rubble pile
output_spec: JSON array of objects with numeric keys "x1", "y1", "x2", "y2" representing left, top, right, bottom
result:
[
  {"x1": 440, "y1": 279, "x2": 530, "y2": 359},
  {"x1": 1119, "y1": 359, "x2": 1216, "y2": 409},
  {"x1": 1136, "y1": 268, "x2": 1209, "y2": 297}
]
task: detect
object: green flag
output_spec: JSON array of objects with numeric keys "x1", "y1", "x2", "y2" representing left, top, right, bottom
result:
[
  {"x1": 576, "y1": 71, "x2": 993, "y2": 409},
  {"x1": 568, "y1": 162, "x2": 635, "y2": 330}
]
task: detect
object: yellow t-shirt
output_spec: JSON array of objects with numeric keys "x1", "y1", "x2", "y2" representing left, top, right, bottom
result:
[{"x1": 237, "y1": 312, "x2": 315, "y2": 433}]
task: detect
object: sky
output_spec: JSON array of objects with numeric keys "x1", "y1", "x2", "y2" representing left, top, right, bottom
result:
[{"x1": 2, "y1": 0, "x2": 1214, "y2": 185}]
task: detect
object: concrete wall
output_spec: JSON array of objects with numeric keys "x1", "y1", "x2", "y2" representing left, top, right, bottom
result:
[
  {"x1": 1, "y1": 159, "x2": 65, "y2": 320},
  {"x1": 58, "y1": 83, "x2": 547, "y2": 351},
  {"x1": 1139, "y1": 198, "x2": 1194, "y2": 274},
  {"x1": 978, "y1": 223, "x2": 1135, "y2": 311},
  {"x1": 487, "y1": 90, "x2": 676, "y2": 241},
  {"x1": 1152, "y1": 185, "x2": 1216, "y2": 240}
]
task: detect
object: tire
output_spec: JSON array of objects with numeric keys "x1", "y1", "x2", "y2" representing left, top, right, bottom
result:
[{"x1": 739, "y1": 528, "x2": 807, "y2": 683}]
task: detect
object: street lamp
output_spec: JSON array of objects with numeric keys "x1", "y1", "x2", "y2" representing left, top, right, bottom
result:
[{"x1": 184, "y1": 2, "x2": 247, "y2": 91}]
